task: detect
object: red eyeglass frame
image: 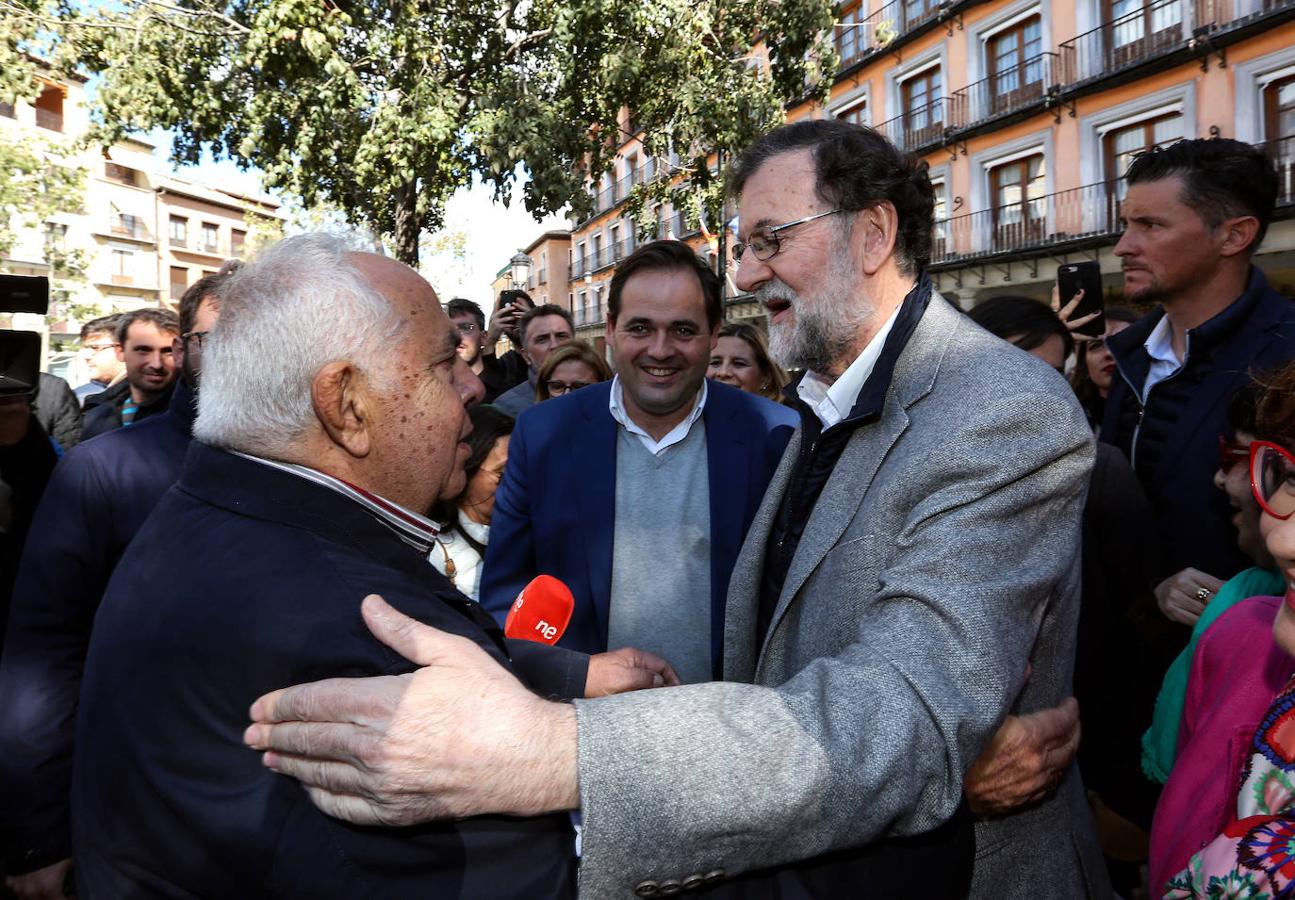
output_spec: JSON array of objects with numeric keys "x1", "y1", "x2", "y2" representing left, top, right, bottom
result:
[{"x1": 1250, "y1": 439, "x2": 1295, "y2": 521}]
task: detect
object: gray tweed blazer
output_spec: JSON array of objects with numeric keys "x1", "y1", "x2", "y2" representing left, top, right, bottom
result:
[{"x1": 572, "y1": 295, "x2": 1112, "y2": 899}]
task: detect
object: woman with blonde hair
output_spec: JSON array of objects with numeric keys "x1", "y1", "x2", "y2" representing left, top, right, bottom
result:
[
  {"x1": 534, "y1": 341, "x2": 612, "y2": 402},
  {"x1": 707, "y1": 322, "x2": 789, "y2": 405}
]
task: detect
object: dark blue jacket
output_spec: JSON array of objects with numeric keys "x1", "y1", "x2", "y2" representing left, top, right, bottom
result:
[
  {"x1": 0, "y1": 380, "x2": 195, "y2": 874},
  {"x1": 480, "y1": 380, "x2": 797, "y2": 675},
  {"x1": 81, "y1": 379, "x2": 174, "y2": 441},
  {"x1": 1100, "y1": 267, "x2": 1295, "y2": 580},
  {"x1": 72, "y1": 442, "x2": 577, "y2": 897}
]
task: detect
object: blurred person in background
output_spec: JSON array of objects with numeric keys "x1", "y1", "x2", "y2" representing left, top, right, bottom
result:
[
  {"x1": 966, "y1": 295, "x2": 1074, "y2": 372},
  {"x1": 534, "y1": 341, "x2": 611, "y2": 403},
  {"x1": 31, "y1": 373, "x2": 81, "y2": 451},
  {"x1": 707, "y1": 322, "x2": 790, "y2": 405},
  {"x1": 493, "y1": 304, "x2": 575, "y2": 416},
  {"x1": 1152, "y1": 359, "x2": 1295, "y2": 896},
  {"x1": 0, "y1": 271, "x2": 228, "y2": 899},
  {"x1": 428, "y1": 404, "x2": 514, "y2": 602},
  {"x1": 1070, "y1": 307, "x2": 1139, "y2": 430},
  {"x1": 445, "y1": 297, "x2": 487, "y2": 373},
  {"x1": 478, "y1": 289, "x2": 534, "y2": 401},
  {"x1": 73, "y1": 314, "x2": 123, "y2": 408},
  {"x1": 82, "y1": 308, "x2": 179, "y2": 440}
]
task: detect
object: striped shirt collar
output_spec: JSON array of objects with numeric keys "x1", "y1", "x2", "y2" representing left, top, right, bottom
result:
[{"x1": 231, "y1": 451, "x2": 441, "y2": 555}]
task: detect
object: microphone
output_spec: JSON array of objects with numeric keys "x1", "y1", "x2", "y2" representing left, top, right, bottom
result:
[{"x1": 503, "y1": 575, "x2": 575, "y2": 645}]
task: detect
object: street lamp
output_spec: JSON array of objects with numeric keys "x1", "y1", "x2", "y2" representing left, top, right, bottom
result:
[{"x1": 509, "y1": 250, "x2": 532, "y2": 291}]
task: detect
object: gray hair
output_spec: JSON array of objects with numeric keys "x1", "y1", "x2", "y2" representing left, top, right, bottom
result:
[{"x1": 194, "y1": 233, "x2": 405, "y2": 457}]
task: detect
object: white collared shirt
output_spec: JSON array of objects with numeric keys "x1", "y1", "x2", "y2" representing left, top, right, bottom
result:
[
  {"x1": 797, "y1": 302, "x2": 904, "y2": 429},
  {"x1": 231, "y1": 451, "x2": 441, "y2": 555},
  {"x1": 1141, "y1": 314, "x2": 1182, "y2": 401},
  {"x1": 608, "y1": 376, "x2": 708, "y2": 456}
]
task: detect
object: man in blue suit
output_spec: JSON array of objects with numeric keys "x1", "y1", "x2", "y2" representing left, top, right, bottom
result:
[{"x1": 481, "y1": 240, "x2": 797, "y2": 683}]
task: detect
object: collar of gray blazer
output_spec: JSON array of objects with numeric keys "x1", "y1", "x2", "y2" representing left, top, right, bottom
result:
[{"x1": 823, "y1": 270, "x2": 934, "y2": 429}]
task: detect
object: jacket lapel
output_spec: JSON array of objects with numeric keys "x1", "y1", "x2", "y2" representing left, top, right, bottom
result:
[
  {"x1": 752, "y1": 294, "x2": 955, "y2": 677},
  {"x1": 724, "y1": 428, "x2": 802, "y2": 682},
  {"x1": 704, "y1": 387, "x2": 748, "y2": 675},
  {"x1": 573, "y1": 389, "x2": 618, "y2": 646}
]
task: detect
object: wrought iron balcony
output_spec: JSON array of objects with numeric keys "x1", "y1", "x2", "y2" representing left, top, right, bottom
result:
[
  {"x1": 875, "y1": 97, "x2": 950, "y2": 154},
  {"x1": 930, "y1": 181, "x2": 1123, "y2": 267},
  {"x1": 948, "y1": 53, "x2": 1057, "y2": 131},
  {"x1": 1263, "y1": 134, "x2": 1295, "y2": 208},
  {"x1": 835, "y1": 0, "x2": 945, "y2": 70}
]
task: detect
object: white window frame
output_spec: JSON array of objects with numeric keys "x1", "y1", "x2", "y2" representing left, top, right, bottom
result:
[
  {"x1": 886, "y1": 44, "x2": 947, "y2": 127},
  {"x1": 1078, "y1": 82, "x2": 1195, "y2": 186},
  {"x1": 829, "y1": 83, "x2": 871, "y2": 126},
  {"x1": 967, "y1": 2, "x2": 1049, "y2": 89},
  {"x1": 1234, "y1": 47, "x2": 1295, "y2": 143}
]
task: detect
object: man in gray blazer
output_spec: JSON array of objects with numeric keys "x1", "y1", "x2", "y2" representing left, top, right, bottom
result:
[{"x1": 245, "y1": 121, "x2": 1108, "y2": 898}]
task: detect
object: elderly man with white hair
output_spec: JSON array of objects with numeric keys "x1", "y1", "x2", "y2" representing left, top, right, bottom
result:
[{"x1": 68, "y1": 234, "x2": 668, "y2": 898}]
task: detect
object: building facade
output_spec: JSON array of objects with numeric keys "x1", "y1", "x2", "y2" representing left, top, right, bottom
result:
[
  {"x1": 508, "y1": 0, "x2": 1295, "y2": 333},
  {"x1": 0, "y1": 69, "x2": 282, "y2": 380}
]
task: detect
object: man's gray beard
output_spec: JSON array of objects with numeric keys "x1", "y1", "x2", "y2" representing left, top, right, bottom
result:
[{"x1": 763, "y1": 273, "x2": 873, "y2": 374}]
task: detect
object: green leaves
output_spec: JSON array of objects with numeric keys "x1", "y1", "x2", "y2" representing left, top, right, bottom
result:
[{"x1": 4, "y1": 0, "x2": 834, "y2": 265}]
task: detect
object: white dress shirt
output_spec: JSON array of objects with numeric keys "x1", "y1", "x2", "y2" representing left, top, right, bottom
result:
[
  {"x1": 608, "y1": 376, "x2": 708, "y2": 455},
  {"x1": 796, "y1": 302, "x2": 904, "y2": 429}
]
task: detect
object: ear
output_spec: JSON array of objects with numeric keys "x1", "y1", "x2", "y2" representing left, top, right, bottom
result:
[
  {"x1": 115, "y1": 343, "x2": 127, "y2": 363},
  {"x1": 172, "y1": 335, "x2": 185, "y2": 370},
  {"x1": 1217, "y1": 215, "x2": 1261, "y2": 258},
  {"x1": 604, "y1": 316, "x2": 616, "y2": 347},
  {"x1": 859, "y1": 203, "x2": 900, "y2": 276},
  {"x1": 708, "y1": 322, "x2": 720, "y2": 351},
  {"x1": 311, "y1": 361, "x2": 371, "y2": 458}
]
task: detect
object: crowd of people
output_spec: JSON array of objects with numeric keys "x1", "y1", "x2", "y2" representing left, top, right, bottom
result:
[{"x1": 1, "y1": 119, "x2": 1294, "y2": 899}]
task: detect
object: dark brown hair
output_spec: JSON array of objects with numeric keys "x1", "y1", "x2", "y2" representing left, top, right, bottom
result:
[
  {"x1": 607, "y1": 240, "x2": 722, "y2": 328},
  {"x1": 1256, "y1": 360, "x2": 1295, "y2": 450}
]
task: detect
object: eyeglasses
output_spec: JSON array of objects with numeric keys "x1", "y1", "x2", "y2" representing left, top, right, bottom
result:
[
  {"x1": 455, "y1": 322, "x2": 479, "y2": 334},
  {"x1": 1218, "y1": 435, "x2": 1250, "y2": 474},
  {"x1": 1250, "y1": 440, "x2": 1295, "y2": 521},
  {"x1": 80, "y1": 342, "x2": 118, "y2": 353},
  {"x1": 182, "y1": 331, "x2": 209, "y2": 349},
  {"x1": 732, "y1": 209, "x2": 845, "y2": 264},
  {"x1": 545, "y1": 380, "x2": 590, "y2": 396}
]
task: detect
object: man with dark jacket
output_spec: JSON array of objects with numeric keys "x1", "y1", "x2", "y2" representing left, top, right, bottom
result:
[
  {"x1": 0, "y1": 274, "x2": 223, "y2": 896},
  {"x1": 1100, "y1": 139, "x2": 1295, "y2": 592},
  {"x1": 71, "y1": 236, "x2": 663, "y2": 896},
  {"x1": 32, "y1": 373, "x2": 81, "y2": 450},
  {"x1": 81, "y1": 307, "x2": 178, "y2": 440}
]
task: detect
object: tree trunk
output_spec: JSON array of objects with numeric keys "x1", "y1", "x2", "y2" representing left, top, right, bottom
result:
[{"x1": 394, "y1": 178, "x2": 419, "y2": 266}]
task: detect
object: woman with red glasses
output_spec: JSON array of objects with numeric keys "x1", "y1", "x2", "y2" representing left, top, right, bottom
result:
[
  {"x1": 1149, "y1": 360, "x2": 1295, "y2": 896},
  {"x1": 1142, "y1": 381, "x2": 1284, "y2": 785}
]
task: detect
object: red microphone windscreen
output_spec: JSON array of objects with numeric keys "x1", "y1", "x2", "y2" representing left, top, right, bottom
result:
[{"x1": 503, "y1": 575, "x2": 575, "y2": 645}]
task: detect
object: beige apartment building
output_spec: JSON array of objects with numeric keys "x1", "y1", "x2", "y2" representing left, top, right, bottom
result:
[
  {"x1": 0, "y1": 68, "x2": 281, "y2": 380},
  {"x1": 534, "y1": 0, "x2": 1294, "y2": 334},
  {"x1": 520, "y1": 230, "x2": 572, "y2": 310}
]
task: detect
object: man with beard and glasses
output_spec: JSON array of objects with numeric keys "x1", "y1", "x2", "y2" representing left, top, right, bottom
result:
[
  {"x1": 241, "y1": 121, "x2": 1105, "y2": 898},
  {"x1": 1103, "y1": 139, "x2": 1295, "y2": 596}
]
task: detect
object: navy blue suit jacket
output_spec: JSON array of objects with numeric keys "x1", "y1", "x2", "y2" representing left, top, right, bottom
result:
[
  {"x1": 72, "y1": 443, "x2": 576, "y2": 897},
  {"x1": 0, "y1": 380, "x2": 195, "y2": 873},
  {"x1": 480, "y1": 380, "x2": 797, "y2": 674},
  {"x1": 1100, "y1": 267, "x2": 1295, "y2": 579}
]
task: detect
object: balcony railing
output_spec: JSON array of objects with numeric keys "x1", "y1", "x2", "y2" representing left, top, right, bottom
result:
[
  {"x1": 930, "y1": 134, "x2": 1294, "y2": 267},
  {"x1": 584, "y1": 158, "x2": 663, "y2": 220},
  {"x1": 111, "y1": 218, "x2": 152, "y2": 241},
  {"x1": 875, "y1": 97, "x2": 951, "y2": 154},
  {"x1": 836, "y1": 0, "x2": 945, "y2": 69},
  {"x1": 949, "y1": 53, "x2": 1057, "y2": 130},
  {"x1": 35, "y1": 107, "x2": 62, "y2": 132},
  {"x1": 1053, "y1": 0, "x2": 1264, "y2": 85},
  {"x1": 1264, "y1": 134, "x2": 1295, "y2": 208},
  {"x1": 931, "y1": 180, "x2": 1123, "y2": 266}
]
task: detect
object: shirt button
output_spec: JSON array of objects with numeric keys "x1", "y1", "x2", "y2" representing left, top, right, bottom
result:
[{"x1": 635, "y1": 881, "x2": 660, "y2": 898}]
